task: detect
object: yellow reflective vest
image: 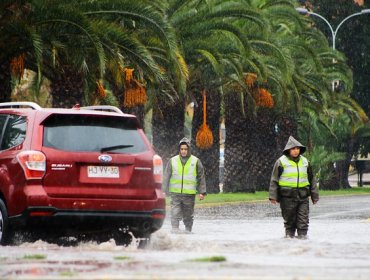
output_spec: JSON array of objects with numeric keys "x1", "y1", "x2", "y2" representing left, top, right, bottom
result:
[
  {"x1": 169, "y1": 155, "x2": 198, "y2": 194},
  {"x1": 278, "y1": 155, "x2": 310, "y2": 188}
]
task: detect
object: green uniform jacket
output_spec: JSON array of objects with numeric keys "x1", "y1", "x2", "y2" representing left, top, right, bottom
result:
[
  {"x1": 269, "y1": 136, "x2": 319, "y2": 203},
  {"x1": 269, "y1": 156, "x2": 319, "y2": 203},
  {"x1": 162, "y1": 155, "x2": 207, "y2": 195}
]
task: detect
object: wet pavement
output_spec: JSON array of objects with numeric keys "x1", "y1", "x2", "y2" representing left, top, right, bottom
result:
[
  {"x1": 1, "y1": 195, "x2": 370, "y2": 279},
  {"x1": 348, "y1": 171, "x2": 370, "y2": 187}
]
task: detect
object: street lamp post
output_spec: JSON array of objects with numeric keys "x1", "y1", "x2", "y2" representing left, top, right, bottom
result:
[
  {"x1": 296, "y1": 7, "x2": 370, "y2": 51},
  {"x1": 297, "y1": 7, "x2": 370, "y2": 187},
  {"x1": 296, "y1": 7, "x2": 370, "y2": 91}
]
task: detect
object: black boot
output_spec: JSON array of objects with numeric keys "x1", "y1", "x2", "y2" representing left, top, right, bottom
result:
[
  {"x1": 297, "y1": 234, "x2": 308, "y2": 240},
  {"x1": 185, "y1": 226, "x2": 192, "y2": 234}
]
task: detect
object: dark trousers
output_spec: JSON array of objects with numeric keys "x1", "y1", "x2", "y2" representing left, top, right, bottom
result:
[
  {"x1": 280, "y1": 197, "x2": 309, "y2": 237},
  {"x1": 170, "y1": 193, "x2": 196, "y2": 231}
]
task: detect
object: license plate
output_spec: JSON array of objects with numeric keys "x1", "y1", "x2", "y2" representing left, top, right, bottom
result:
[{"x1": 87, "y1": 166, "x2": 119, "y2": 178}]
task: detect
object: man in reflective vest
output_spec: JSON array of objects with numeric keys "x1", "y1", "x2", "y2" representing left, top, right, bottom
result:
[
  {"x1": 163, "y1": 137, "x2": 206, "y2": 233},
  {"x1": 269, "y1": 136, "x2": 319, "y2": 239}
]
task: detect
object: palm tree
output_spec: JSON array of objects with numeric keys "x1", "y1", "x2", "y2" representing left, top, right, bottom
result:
[
  {"x1": 223, "y1": 0, "x2": 355, "y2": 192},
  {"x1": 82, "y1": 0, "x2": 187, "y2": 131},
  {"x1": 152, "y1": 92, "x2": 186, "y2": 163},
  {"x1": 300, "y1": 93, "x2": 368, "y2": 189},
  {"x1": 2, "y1": 1, "x2": 175, "y2": 111},
  {"x1": 301, "y1": 0, "x2": 370, "y2": 189},
  {"x1": 223, "y1": 88, "x2": 252, "y2": 192},
  {"x1": 37, "y1": 2, "x2": 107, "y2": 107},
  {"x1": 191, "y1": 88, "x2": 222, "y2": 193},
  {"x1": 0, "y1": 0, "x2": 106, "y2": 107},
  {"x1": 163, "y1": 0, "x2": 266, "y2": 193},
  {"x1": 45, "y1": 0, "x2": 168, "y2": 109},
  {"x1": 288, "y1": 7, "x2": 358, "y2": 190},
  {"x1": 0, "y1": 0, "x2": 43, "y2": 102},
  {"x1": 222, "y1": 1, "x2": 294, "y2": 192}
]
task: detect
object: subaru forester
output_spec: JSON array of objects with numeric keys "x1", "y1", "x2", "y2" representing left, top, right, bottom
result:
[{"x1": 0, "y1": 102, "x2": 165, "y2": 246}]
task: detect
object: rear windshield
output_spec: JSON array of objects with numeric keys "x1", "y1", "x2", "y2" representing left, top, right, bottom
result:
[{"x1": 43, "y1": 114, "x2": 148, "y2": 153}]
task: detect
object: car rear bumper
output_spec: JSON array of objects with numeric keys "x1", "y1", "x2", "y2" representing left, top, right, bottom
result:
[{"x1": 9, "y1": 207, "x2": 165, "y2": 234}]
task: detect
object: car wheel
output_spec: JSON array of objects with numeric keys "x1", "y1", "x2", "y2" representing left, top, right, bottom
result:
[
  {"x1": 108, "y1": 229, "x2": 132, "y2": 246},
  {"x1": 0, "y1": 199, "x2": 12, "y2": 245}
]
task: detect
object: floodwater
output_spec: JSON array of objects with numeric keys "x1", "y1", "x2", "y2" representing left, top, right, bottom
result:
[{"x1": 1, "y1": 195, "x2": 370, "y2": 280}]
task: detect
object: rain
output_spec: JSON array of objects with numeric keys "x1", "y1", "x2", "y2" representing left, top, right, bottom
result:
[{"x1": 1, "y1": 1, "x2": 370, "y2": 279}]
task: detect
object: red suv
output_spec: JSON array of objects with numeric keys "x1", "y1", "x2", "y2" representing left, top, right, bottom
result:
[{"x1": 0, "y1": 102, "x2": 165, "y2": 246}]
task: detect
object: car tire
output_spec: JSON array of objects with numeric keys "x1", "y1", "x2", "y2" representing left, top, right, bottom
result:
[
  {"x1": 111, "y1": 230, "x2": 132, "y2": 246},
  {"x1": 0, "y1": 199, "x2": 12, "y2": 245}
]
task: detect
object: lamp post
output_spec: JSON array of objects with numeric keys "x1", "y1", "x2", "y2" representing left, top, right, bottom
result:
[
  {"x1": 297, "y1": 7, "x2": 370, "y2": 188},
  {"x1": 296, "y1": 7, "x2": 370, "y2": 51},
  {"x1": 296, "y1": 7, "x2": 370, "y2": 91}
]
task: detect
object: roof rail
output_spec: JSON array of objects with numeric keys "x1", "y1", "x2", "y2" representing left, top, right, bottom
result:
[
  {"x1": 81, "y1": 105, "x2": 124, "y2": 114},
  {"x1": 0, "y1": 102, "x2": 42, "y2": 110}
]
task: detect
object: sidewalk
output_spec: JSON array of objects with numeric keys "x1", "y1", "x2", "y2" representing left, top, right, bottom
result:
[{"x1": 348, "y1": 172, "x2": 370, "y2": 187}]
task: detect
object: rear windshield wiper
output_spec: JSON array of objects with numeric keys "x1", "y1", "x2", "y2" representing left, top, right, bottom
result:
[{"x1": 100, "y1": 145, "x2": 134, "y2": 153}]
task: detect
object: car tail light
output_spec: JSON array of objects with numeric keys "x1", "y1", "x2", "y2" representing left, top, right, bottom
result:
[
  {"x1": 17, "y1": 151, "x2": 46, "y2": 180},
  {"x1": 153, "y1": 154, "x2": 163, "y2": 184},
  {"x1": 151, "y1": 212, "x2": 165, "y2": 219},
  {"x1": 29, "y1": 210, "x2": 54, "y2": 217}
]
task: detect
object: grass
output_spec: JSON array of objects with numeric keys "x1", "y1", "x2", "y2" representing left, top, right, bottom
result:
[
  {"x1": 113, "y1": 256, "x2": 131, "y2": 261},
  {"x1": 59, "y1": 271, "x2": 77, "y2": 277},
  {"x1": 319, "y1": 187, "x2": 370, "y2": 196},
  {"x1": 187, "y1": 256, "x2": 227, "y2": 262},
  {"x1": 22, "y1": 254, "x2": 47, "y2": 260},
  {"x1": 195, "y1": 192, "x2": 268, "y2": 206},
  {"x1": 188, "y1": 187, "x2": 370, "y2": 207}
]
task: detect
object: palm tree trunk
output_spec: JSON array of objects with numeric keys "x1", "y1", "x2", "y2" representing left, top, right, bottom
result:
[
  {"x1": 223, "y1": 90, "x2": 254, "y2": 193},
  {"x1": 123, "y1": 105, "x2": 145, "y2": 128},
  {"x1": 246, "y1": 113, "x2": 302, "y2": 191},
  {"x1": 106, "y1": 73, "x2": 146, "y2": 129},
  {"x1": 244, "y1": 109, "x2": 279, "y2": 191},
  {"x1": 191, "y1": 89, "x2": 221, "y2": 194},
  {"x1": 334, "y1": 137, "x2": 359, "y2": 189},
  {"x1": 341, "y1": 137, "x2": 359, "y2": 188},
  {"x1": 152, "y1": 97, "x2": 185, "y2": 164},
  {"x1": 321, "y1": 136, "x2": 359, "y2": 190},
  {"x1": 50, "y1": 67, "x2": 85, "y2": 108},
  {"x1": 276, "y1": 115, "x2": 298, "y2": 152},
  {"x1": 336, "y1": 159, "x2": 351, "y2": 189},
  {"x1": 0, "y1": 59, "x2": 12, "y2": 102},
  {"x1": 104, "y1": 74, "x2": 147, "y2": 132},
  {"x1": 223, "y1": 96, "x2": 295, "y2": 192}
]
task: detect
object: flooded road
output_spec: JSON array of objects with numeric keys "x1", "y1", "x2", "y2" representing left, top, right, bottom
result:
[{"x1": 1, "y1": 195, "x2": 370, "y2": 279}]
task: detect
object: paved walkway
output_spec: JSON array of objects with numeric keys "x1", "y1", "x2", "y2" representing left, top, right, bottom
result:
[{"x1": 348, "y1": 172, "x2": 370, "y2": 187}]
